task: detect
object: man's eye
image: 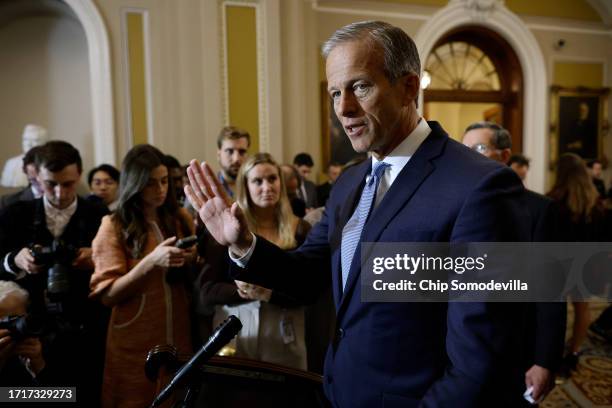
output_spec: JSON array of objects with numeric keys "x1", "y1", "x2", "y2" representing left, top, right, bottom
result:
[
  {"x1": 354, "y1": 83, "x2": 369, "y2": 94},
  {"x1": 330, "y1": 91, "x2": 340, "y2": 99}
]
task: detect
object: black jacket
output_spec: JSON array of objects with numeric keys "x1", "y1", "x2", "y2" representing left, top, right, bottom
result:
[{"x1": 523, "y1": 189, "x2": 566, "y2": 371}]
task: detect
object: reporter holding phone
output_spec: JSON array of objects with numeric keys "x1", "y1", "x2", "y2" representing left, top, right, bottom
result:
[{"x1": 90, "y1": 145, "x2": 195, "y2": 408}]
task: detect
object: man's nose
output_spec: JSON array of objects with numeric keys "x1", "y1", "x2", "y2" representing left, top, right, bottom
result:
[
  {"x1": 56, "y1": 186, "x2": 67, "y2": 198},
  {"x1": 337, "y1": 92, "x2": 358, "y2": 117}
]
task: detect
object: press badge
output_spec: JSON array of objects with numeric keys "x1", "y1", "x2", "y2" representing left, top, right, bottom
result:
[{"x1": 280, "y1": 314, "x2": 296, "y2": 344}]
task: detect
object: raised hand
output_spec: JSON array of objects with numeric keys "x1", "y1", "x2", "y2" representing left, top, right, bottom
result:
[{"x1": 184, "y1": 160, "x2": 252, "y2": 256}]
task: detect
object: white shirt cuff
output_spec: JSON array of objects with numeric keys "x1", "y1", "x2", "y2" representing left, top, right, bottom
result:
[
  {"x1": 3, "y1": 253, "x2": 26, "y2": 279},
  {"x1": 228, "y1": 233, "x2": 257, "y2": 268}
]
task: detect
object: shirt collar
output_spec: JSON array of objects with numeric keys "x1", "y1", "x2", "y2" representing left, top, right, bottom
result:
[
  {"x1": 371, "y1": 118, "x2": 431, "y2": 181},
  {"x1": 43, "y1": 195, "x2": 78, "y2": 216}
]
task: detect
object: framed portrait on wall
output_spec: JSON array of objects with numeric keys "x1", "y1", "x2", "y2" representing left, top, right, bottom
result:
[
  {"x1": 320, "y1": 82, "x2": 367, "y2": 167},
  {"x1": 549, "y1": 86, "x2": 610, "y2": 168}
]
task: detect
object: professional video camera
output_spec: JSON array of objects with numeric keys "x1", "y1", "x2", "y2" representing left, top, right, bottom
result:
[
  {"x1": 29, "y1": 239, "x2": 78, "y2": 298},
  {"x1": 0, "y1": 314, "x2": 45, "y2": 341}
]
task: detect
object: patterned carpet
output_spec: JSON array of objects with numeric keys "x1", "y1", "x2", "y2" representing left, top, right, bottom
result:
[{"x1": 542, "y1": 303, "x2": 612, "y2": 408}]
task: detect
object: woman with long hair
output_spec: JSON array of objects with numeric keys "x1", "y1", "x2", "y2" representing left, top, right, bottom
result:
[
  {"x1": 90, "y1": 144, "x2": 195, "y2": 407},
  {"x1": 548, "y1": 153, "x2": 609, "y2": 376},
  {"x1": 200, "y1": 152, "x2": 311, "y2": 370}
]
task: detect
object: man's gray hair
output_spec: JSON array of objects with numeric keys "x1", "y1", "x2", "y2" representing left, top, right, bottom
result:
[
  {"x1": 322, "y1": 20, "x2": 421, "y2": 83},
  {"x1": 0, "y1": 281, "x2": 28, "y2": 304},
  {"x1": 464, "y1": 121, "x2": 512, "y2": 150}
]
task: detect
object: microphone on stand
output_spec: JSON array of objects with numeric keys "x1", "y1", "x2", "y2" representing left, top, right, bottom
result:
[{"x1": 150, "y1": 315, "x2": 242, "y2": 408}]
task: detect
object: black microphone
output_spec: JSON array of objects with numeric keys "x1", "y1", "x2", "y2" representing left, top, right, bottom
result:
[{"x1": 150, "y1": 315, "x2": 242, "y2": 407}]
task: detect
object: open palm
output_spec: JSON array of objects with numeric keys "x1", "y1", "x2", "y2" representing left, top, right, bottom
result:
[{"x1": 185, "y1": 160, "x2": 252, "y2": 253}]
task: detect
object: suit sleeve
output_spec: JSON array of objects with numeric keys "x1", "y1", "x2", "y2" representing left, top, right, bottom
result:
[
  {"x1": 229, "y1": 208, "x2": 332, "y2": 305},
  {"x1": 421, "y1": 167, "x2": 531, "y2": 407},
  {"x1": 532, "y1": 200, "x2": 566, "y2": 371},
  {"x1": 0, "y1": 204, "x2": 30, "y2": 280}
]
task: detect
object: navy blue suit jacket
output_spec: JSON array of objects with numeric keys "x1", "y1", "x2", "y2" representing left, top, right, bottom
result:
[{"x1": 232, "y1": 122, "x2": 531, "y2": 407}]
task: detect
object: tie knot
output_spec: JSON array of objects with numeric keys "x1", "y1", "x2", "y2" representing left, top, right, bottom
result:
[{"x1": 370, "y1": 161, "x2": 390, "y2": 184}]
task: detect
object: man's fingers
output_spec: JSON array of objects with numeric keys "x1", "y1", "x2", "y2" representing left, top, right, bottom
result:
[
  {"x1": 186, "y1": 160, "x2": 211, "y2": 200},
  {"x1": 184, "y1": 185, "x2": 201, "y2": 210},
  {"x1": 186, "y1": 166, "x2": 208, "y2": 202},
  {"x1": 531, "y1": 384, "x2": 543, "y2": 401},
  {"x1": 189, "y1": 161, "x2": 214, "y2": 200},
  {"x1": 202, "y1": 162, "x2": 231, "y2": 205}
]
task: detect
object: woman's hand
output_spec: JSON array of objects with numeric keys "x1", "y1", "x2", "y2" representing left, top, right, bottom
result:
[
  {"x1": 145, "y1": 237, "x2": 186, "y2": 268},
  {"x1": 235, "y1": 280, "x2": 272, "y2": 302}
]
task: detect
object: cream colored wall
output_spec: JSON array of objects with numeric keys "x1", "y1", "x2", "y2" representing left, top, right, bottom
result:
[
  {"x1": 92, "y1": 0, "x2": 218, "y2": 170},
  {"x1": 426, "y1": 103, "x2": 501, "y2": 141},
  {"x1": 0, "y1": 11, "x2": 92, "y2": 196}
]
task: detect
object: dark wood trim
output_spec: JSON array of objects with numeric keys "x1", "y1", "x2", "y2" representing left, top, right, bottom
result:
[{"x1": 424, "y1": 90, "x2": 506, "y2": 103}]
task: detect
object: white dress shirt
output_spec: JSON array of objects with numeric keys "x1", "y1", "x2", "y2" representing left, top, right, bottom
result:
[{"x1": 44, "y1": 195, "x2": 78, "y2": 238}]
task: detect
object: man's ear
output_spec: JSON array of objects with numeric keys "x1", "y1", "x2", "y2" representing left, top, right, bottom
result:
[
  {"x1": 400, "y1": 74, "x2": 420, "y2": 106},
  {"x1": 500, "y1": 148, "x2": 512, "y2": 164}
]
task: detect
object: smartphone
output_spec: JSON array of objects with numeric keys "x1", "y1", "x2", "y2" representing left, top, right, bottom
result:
[{"x1": 175, "y1": 235, "x2": 197, "y2": 249}]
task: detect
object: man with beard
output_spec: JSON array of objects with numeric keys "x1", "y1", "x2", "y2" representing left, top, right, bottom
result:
[{"x1": 216, "y1": 126, "x2": 250, "y2": 198}]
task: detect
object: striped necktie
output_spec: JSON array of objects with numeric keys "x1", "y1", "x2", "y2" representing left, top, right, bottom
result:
[{"x1": 340, "y1": 161, "x2": 390, "y2": 290}]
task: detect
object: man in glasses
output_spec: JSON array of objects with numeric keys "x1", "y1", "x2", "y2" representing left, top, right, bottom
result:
[
  {"x1": 463, "y1": 122, "x2": 566, "y2": 404},
  {"x1": 462, "y1": 122, "x2": 512, "y2": 162}
]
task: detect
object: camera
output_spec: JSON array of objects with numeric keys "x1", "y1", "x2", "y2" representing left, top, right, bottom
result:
[
  {"x1": 30, "y1": 239, "x2": 78, "y2": 298},
  {"x1": 0, "y1": 314, "x2": 45, "y2": 341}
]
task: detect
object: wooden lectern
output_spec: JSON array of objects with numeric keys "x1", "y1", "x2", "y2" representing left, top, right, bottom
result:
[{"x1": 146, "y1": 345, "x2": 330, "y2": 408}]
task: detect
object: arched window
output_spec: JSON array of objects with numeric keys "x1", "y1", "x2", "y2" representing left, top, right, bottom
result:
[
  {"x1": 424, "y1": 42, "x2": 500, "y2": 91},
  {"x1": 423, "y1": 26, "x2": 523, "y2": 152}
]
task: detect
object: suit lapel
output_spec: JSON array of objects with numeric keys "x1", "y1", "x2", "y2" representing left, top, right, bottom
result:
[
  {"x1": 337, "y1": 123, "x2": 448, "y2": 316},
  {"x1": 33, "y1": 198, "x2": 53, "y2": 243}
]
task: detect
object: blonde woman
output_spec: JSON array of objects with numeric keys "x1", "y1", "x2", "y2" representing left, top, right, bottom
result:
[{"x1": 204, "y1": 153, "x2": 311, "y2": 369}]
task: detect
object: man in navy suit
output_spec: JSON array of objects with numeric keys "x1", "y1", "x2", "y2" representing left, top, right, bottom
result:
[
  {"x1": 463, "y1": 122, "x2": 566, "y2": 404},
  {"x1": 186, "y1": 21, "x2": 530, "y2": 407}
]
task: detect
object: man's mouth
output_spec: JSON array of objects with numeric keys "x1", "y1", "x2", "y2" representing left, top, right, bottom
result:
[{"x1": 345, "y1": 123, "x2": 366, "y2": 136}]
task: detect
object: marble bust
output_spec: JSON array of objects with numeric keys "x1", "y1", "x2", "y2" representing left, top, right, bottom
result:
[{"x1": 1, "y1": 124, "x2": 49, "y2": 187}]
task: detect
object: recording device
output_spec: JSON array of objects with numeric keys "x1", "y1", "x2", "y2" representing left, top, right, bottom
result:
[
  {"x1": 30, "y1": 239, "x2": 78, "y2": 298},
  {"x1": 175, "y1": 235, "x2": 197, "y2": 249},
  {"x1": 0, "y1": 314, "x2": 45, "y2": 341},
  {"x1": 150, "y1": 315, "x2": 242, "y2": 408}
]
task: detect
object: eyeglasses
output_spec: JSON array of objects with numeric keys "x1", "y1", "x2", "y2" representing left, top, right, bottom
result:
[{"x1": 470, "y1": 143, "x2": 499, "y2": 155}]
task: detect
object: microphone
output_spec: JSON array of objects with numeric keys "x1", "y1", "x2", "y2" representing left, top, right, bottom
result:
[{"x1": 150, "y1": 315, "x2": 242, "y2": 407}]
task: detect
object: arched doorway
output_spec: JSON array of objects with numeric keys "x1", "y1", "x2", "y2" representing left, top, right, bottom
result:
[
  {"x1": 0, "y1": 0, "x2": 93, "y2": 184},
  {"x1": 423, "y1": 25, "x2": 524, "y2": 152}
]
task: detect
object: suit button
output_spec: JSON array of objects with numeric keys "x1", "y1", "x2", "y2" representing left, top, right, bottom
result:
[{"x1": 338, "y1": 328, "x2": 345, "y2": 338}]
